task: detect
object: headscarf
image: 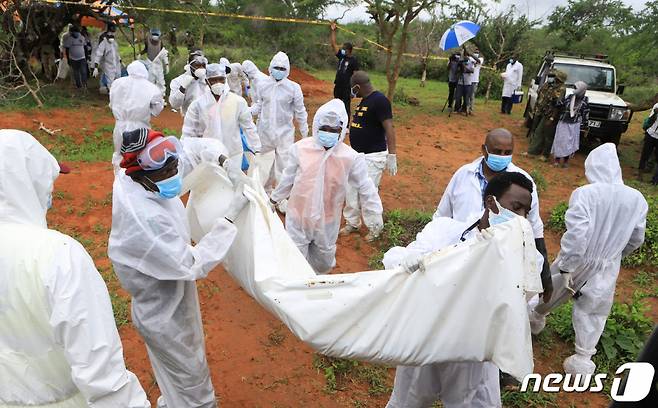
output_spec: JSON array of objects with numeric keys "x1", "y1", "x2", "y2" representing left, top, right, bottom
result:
[
  {"x1": 570, "y1": 81, "x2": 587, "y2": 118},
  {"x1": 119, "y1": 128, "x2": 165, "y2": 174}
]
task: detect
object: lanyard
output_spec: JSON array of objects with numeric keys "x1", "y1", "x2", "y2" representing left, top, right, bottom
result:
[{"x1": 460, "y1": 220, "x2": 480, "y2": 242}]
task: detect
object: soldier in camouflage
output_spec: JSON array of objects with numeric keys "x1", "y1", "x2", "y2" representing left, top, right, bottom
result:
[{"x1": 526, "y1": 69, "x2": 567, "y2": 159}]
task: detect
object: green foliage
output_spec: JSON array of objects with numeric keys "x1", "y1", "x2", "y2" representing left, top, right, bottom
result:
[
  {"x1": 110, "y1": 292, "x2": 131, "y2": 328},
  {"x1": 622, "y1": 182, "x2": 658, "y2": 268},
  {"x1": 632, "y1": 270, "x2": 655, "y2": 288},
  {"x1": 546, "y1": 201, "x2": 569, "y2": 233},
  {"x1": 501, "y1": 389, "x2": 558, "y2": 407},
  {"x1": 43, "y1": 127, "x2": 114, "y2": 163},
  {"x1": 392, "y1": 87, "x2": 409, "y2": 105},
  {"x1": 312, "y1": 354, "x2": 391, "y2": 396},
  {"x1": 529, "y1": 169, "x2": 547, "y2": 194}
]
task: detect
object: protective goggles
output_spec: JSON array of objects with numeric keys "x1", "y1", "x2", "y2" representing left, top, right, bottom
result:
[{"x1": 137, "y1": 136, "x2": 182, "y2": 171}]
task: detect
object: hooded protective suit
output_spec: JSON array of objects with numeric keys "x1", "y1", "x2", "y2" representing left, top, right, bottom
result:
[
  {"x1": 109, "y1": 61, "x2": 164, "y2": 166},
  {"x1": 169, "y1": 55, "x2": 210, "y2": 116},
  {"x1": 182, "y1": 63, "x2": 260, "y2": 164},
  {"x1": 383, "y1": 217, "x2": 503, "y2": 408},
  {"x1": 108, "y1": 137, "x2": 238, "y2": 408},
  {"x1": 241, "y1": 59, "x2": 268, "y2": 104},
  {"x1": 93, "y1": 37, "x2": 122, "y2": 89},
  {"x1": 0, "y1": 130, "x2": 150, "y2": 408},
  {"x1": 530, "y1": 143, "x2": 647, "y2": 375},
  {"x1": 146, "y1": 47, "x2": 169, "y2": 96},
  {"x1": 226, "y1": 62, "x2": 249, "y2": 96},
  {"x1": 270, "y1": 99, "x2": 382, "y2": 273},
  {"x1": 251, "y1": 52, "x2": 309, "y2": 191}
]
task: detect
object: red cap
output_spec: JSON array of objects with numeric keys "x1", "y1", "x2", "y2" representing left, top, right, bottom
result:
[{"x1": 119, "y1": 129, "x2": 164, "y2": 175}]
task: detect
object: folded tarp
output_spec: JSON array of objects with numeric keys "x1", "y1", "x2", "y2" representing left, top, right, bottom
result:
[{"x1": 182, "y1": 162, "x2": 540, "y2": 381}]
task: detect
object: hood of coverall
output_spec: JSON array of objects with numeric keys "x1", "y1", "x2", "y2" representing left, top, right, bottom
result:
[
  {"x1": 0, "y1": 130, "x2": 60, "y2": 227},
  {"x1": 584, "y1": 143, "x2": 623, "y2": 185},
  {"x1": 269, "y1": 51, "x2": 290, "y2": 80},
  {"x1": 242, "y1": 60, "x2": 259, "y2": 77},
  {"x1": 312, "y1": 98, "x2": 349, "y2": 147},
  {"x1": 127, "y1": 60, "x2": 148, "y2": 79},
  {"x1": 229, "y1": 62, "x2": 243, "y2": 77}
]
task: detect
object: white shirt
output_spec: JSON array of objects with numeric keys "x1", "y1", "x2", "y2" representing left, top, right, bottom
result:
[
  {"x1": 647, "y1": 103, "x2": 658, "y2": 139},
  {"x1": 472, "y1": 57, "x2": 484, "y2": 83},
  {"x1": 434, "y1": 157, "x2": 544, "y2": 239}
]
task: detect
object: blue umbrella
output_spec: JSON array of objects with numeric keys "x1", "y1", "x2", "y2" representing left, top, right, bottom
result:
[{"x1": 439, "y1": 20, "x2": 480, "y2": 51}]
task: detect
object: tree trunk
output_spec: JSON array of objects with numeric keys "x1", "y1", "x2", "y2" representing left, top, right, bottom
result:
[
  {"x1": 485, "y1": 79, "x2": 492, "y2": 103},
  {"x1": 387, "y1": 19, "x2": 410, "y2": 101}
]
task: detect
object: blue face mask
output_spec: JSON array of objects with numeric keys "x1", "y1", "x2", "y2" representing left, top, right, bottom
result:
[
  {"x1": 317, "y1": 130, "x2": 339, "y2": 148},
  {"x1": 485, "y1": 147, "x2": 512, "y2": 172},
  {"x1": 150, "y1": 173, "x2": 182, "y2": 199},
  {"x1": 271, "y1": 69, "x2": 286, "y2": 81},
  {"x1": 488, "y1": 198, "x2": 517, "y2": 226}
]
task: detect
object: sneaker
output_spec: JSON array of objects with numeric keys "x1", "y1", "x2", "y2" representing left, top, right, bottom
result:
[
  {"x1": 339, "y1": 224, "x2": 359, "y2": 236},
  {"x1": 365, "y1": 230, "x2": 381, "y2": 242},
  {"x1": 529, "y1": 311, "x2": 546, "y2": 335}
]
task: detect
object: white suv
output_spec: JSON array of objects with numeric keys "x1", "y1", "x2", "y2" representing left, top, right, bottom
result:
[{"x1": 524, "y1": 52, "x2": 633, "y2": 145}]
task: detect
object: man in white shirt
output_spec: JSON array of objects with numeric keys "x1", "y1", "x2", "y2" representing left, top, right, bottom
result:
[
  {"x1": 501, "y1": 55, "x2": 523, "y2": 114},
  {"x1": 434, "y1": 128, "x2": 553, "y2": 301},
  {"x1": 469, "y1": 48, "x2": 484, "y2": 112}
]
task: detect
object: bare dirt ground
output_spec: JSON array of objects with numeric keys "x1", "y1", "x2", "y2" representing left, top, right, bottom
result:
[{"x1": 2, "y1": 69, "x2": 654, "y2": 407}]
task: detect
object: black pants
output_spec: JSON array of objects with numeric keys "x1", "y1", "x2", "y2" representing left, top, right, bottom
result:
[
  {"x1": 70, "y1": 59, "x2": 88, "y2": 89},
  {"x1": 334, "y1": 86, "x2": 351, "y2": 120},
  {"x1": 501, "y1": 97, "x2": 513, "y2": 114},
  {"x1": 639, "y1": 133, "x2": 658, "y2": 171},
  {"x1": 447, "y1": 81, "x2": 457, "y2": 108}
]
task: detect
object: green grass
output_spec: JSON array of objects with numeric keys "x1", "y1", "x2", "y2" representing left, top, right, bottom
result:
[
  {"x1": 40, "y1": 125, "x2": 114, "y2": 163},
  {"x1": 546, "y1": 201, "x2": 569, "y2": 233},
  {"x1": 529, "y1": 168, "x2": 548, "y2": 195},
  {"x1": 501, "y1": 389, "x2": 558, "y2": 407},
  {"x1": 313, "y1": 354, "x2": 391, "y2": 396},
  {"x1": 367, "y1": 209, "x2": 433, "y2": 269},
  {"x1": 110, "y1": 292, "x2": 130, "y2": 328}
]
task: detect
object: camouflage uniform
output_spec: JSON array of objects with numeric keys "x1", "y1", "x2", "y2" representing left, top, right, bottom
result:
[{"x1": 528, "y1": 70, "x2": 567, "y2": 157}]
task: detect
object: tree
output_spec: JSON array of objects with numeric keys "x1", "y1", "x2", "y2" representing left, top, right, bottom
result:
[
  {"x1": 352, "y1": 0, "x2": 443, "y2": 100},
  {"x1": 411, "y1": 11, "x2": 445, "y2": 87}
]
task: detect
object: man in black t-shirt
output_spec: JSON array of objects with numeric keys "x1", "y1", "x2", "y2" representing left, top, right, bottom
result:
[
  {"x1": 330, "y1": 22, "x2": 359, "y2": 119},
  {"x1": 341, "y1": 71, "x2": 397, "y2": 241}
]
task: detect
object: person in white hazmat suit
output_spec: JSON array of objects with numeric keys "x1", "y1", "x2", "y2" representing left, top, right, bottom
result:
[
  {"x1": 140, "y1": 28, "x2": 169, "y2": 96},
  {"x1": 242, "y1": 59, "x2": 268, "y2": 105},
  {"x1": 384, "y1": 171, "x2": 539, "y2": 408},
  {"x1": 269, "y1": 99, "x2": 383, "y2": 273},
  {"x1": 500, "y1": 55, "x2": 523, "y2": 114},
  {"x1": 529, "y1": 143, "x2": 647, "y2": 376},
  {"x1": 108, "y1": 128, "x2": 249, "y2": 408},
  {"x1": 182, "y1": 63, "x2": 261, "y2": 169},
  {"x1": 226, "y1": 62, "x2": 249, "y2": 96},
  {"x1": 251, "y1": 51, "x2": 309, "y2": 193},
  {"x1": 435, "y1": 128, "x2": 553, "y2": 302},
  {"x1": 93, "y1": 32, "x2": 122, "y2": 93},
  {"x1": 109, "y1": 60, "x2": 164, "y2": 167},
  {"x1": 169, "y1": 52, "x2": 209, "y2": 115},
  {"x1": 0, "y1": 130, "x2": 150, "y2": 408}
]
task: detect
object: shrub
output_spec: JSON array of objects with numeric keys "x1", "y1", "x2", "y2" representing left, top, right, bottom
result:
[
  {"x1": 546, "y1": 201, "x2": 569, "y2": 233},
  {"x1": 622, "y1": 182, "x2": 658, "y2": 268}
]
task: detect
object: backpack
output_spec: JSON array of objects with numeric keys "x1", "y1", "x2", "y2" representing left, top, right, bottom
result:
[{"x1": 643, "y1": 112, "x2": 657, "y2": 131}]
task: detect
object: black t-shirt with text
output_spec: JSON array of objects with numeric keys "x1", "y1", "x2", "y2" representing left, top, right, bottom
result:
[
  {"x1": 334, "y1": 50, "x2": 359, "y2": 90},
  {"x1": 349, "y1": 91, "x2": 393, "y2": 154}
]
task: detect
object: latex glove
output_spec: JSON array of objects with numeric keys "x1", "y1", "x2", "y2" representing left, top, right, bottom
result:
[
  {"x1": 224, "y1": 160, "x2": 248, "y2": 188},
  {"x1": 560, "y1": 271, "x2": 576, "y2": 296},
  {"x1": 386, "y1": 153, "x2": 397, "y2": 176},
  {"x1": 179, "y1": 74, "x2": 194, "y2": 89},
  {"x1": 401, "y1": 252, "x2": 424, "y2": 274},
  {"x1": 92, "y1": 68, "x2": 99, "y2": 78},
  {"x1": 165, "y1": 64, "x2": 170, "y2": 75},
  {"x1": 225, "y1": 190, "x2": 248, "y2": 223}
]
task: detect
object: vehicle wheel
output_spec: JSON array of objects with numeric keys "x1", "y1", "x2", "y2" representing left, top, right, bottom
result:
[{"x1": 523, "y1": 100, "x2": 532, "y2": 128}]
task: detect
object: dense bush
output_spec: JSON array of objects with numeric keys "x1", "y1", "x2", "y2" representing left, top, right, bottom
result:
[{"x1": 547, "y1": 201, "x2": 569, "y2": 233}]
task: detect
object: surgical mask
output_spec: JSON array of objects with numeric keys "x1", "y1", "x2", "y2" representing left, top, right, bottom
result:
[
  {"x1": 340, "y1": 49, "x2": 346, "y2": 56},
  {"x1": 350, "y1": 85, "x2": 359, "y2": 98},
  {"x1": 485, "y1": 147, "x2": 512, "y2": 172},
  {"x1": 210, "y1": 82, "x2": 225, "y2": 95},
  {"x1": 151, "y1": 173, "x2": 182, "y2": 199},
  {"x1": 271, "y1": 69, "x2": 286, "y2": 81},
  {"x1": 47, "y1": 193, "x2": 53, "y2": 210},
  {"x1": 547, "y1": 77, "x2": 555, "y2": 84},
  {"x1": 193, "y1": 68, "x2": 206, "y2": 79},
  {"x1": 473, "y1": 53, "x2": 479, "y2": 58},
  {"x1": 317, "y1": 130, "x2": 339, "y2": 148},
  {"x1": 107, "y1": 38, "x2": 115, "y2": 43},
  {"x1": 488, "y1": 198, "x2": 517, "y2": 226},
  {"x1": 72, "y1": 32, "x2": 80, "y2": 38},
  {"x1": 151, "y1": 35, "x2": 160, "y2": 41}
]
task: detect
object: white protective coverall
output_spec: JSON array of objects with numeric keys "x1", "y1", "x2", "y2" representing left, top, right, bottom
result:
[
  {"x1": 182, "y1": 77, "x2": 260, "y2": 165},
  {"x1": 0, "y1": 130, "x2": 149, "y2": 408},
  {"x1": 270, "y1": 99, "x2": 382, "y2": 273},
  {"x1": 501, "y1": 61, "x2": 523, "y2": 98},
  {"x1": 251, "y1": 52, "x2": 309, "y2": 191},
  {"x1": 169, "y1": 58, "x2": 210, "y2": 116},
  {"x1": 93, "y1": 38, "x2": 121, "y2": 89},
  {"x1": 241, "y1": 59, "x2": 268, "y2": 105},
  {"x1": 226, "y1": 62, "x2": 249, "y2": 96},
  {"x1": 530, "y1": 143, "x2": 647, "y2": 375},
  {"x1": 108, "y1": 138, "x2": 238, "y2": 408},
  {"x1": 434, "y1": 157, "x2": 544, "y2": 239},
  {"x1": 146, "y1": 47, "x2": 169, "y2": 96},
  {"x1": 109, "y1": 61, "x2": 164, "y2": 166},
  {"x1": 383, "y1": 216, "x2": 502, "y2": 408}
]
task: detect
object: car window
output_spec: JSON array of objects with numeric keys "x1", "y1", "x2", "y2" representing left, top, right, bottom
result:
[{"x1": 552, "y1": 63, "x2": 615, "y2": 92}]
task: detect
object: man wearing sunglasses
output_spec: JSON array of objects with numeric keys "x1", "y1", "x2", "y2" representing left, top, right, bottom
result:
[
  {"x1": 108, "y1": 128, "x2": 249, "y2": 407},
  {"x1": 169, "y1": 51, "x2": 209, "y2": 116},
  {"x1": 182, "y1": 63, "x2": 261, "y2": 170}
]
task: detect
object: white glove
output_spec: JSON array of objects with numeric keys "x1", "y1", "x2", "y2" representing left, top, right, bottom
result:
[
  {"x1": 92, "y1": 68, "x2": 99, "y2": 78},
  {"x1": 224, "y1": 160, "x2": 248, "y2": 188},
  {"x1": 386, "y1": 153, "x2": 397, "y2": 176},
  {"x1": 560, "y1": 272, "x2": 576, "y2": 296},
  {"x1": 179, "y1": 74, "x2": 194, "y2": 89},
  {"x1": 269, "y1": 198, "x2": 277, "y2": 213},
  {"x1": 225, "y1": 190, "x2": 248, "y2": 223},
  {"x1": 401, "y1": 252, "x2": 424, "y2": 274}
]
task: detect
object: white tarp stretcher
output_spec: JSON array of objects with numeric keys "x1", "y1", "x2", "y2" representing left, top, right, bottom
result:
[{"x1": 182, "y1": 163, "x2": 540, "y2": 381}]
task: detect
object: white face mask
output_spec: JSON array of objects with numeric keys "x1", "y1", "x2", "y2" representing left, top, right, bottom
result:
[
  {"x1": 488, "y1": 197, "x2": 517, "y2": 226},
  {"x1": 210, "y1": 82, "x2": 225, "y2": 96},
  {"x1": 193, "y1": 68, "x2": 206, "y2": 79},
  {"x1": 107, "y1": 38, "x2": 115, "y2": 43},
  {"x1": 151, "y1": 35, "x2": 160, "y2": 41}
]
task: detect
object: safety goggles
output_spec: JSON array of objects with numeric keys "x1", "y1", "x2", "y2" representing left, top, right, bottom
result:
[{"x1": 137, "y1": 136, "x2": 182, "y2": 171}]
